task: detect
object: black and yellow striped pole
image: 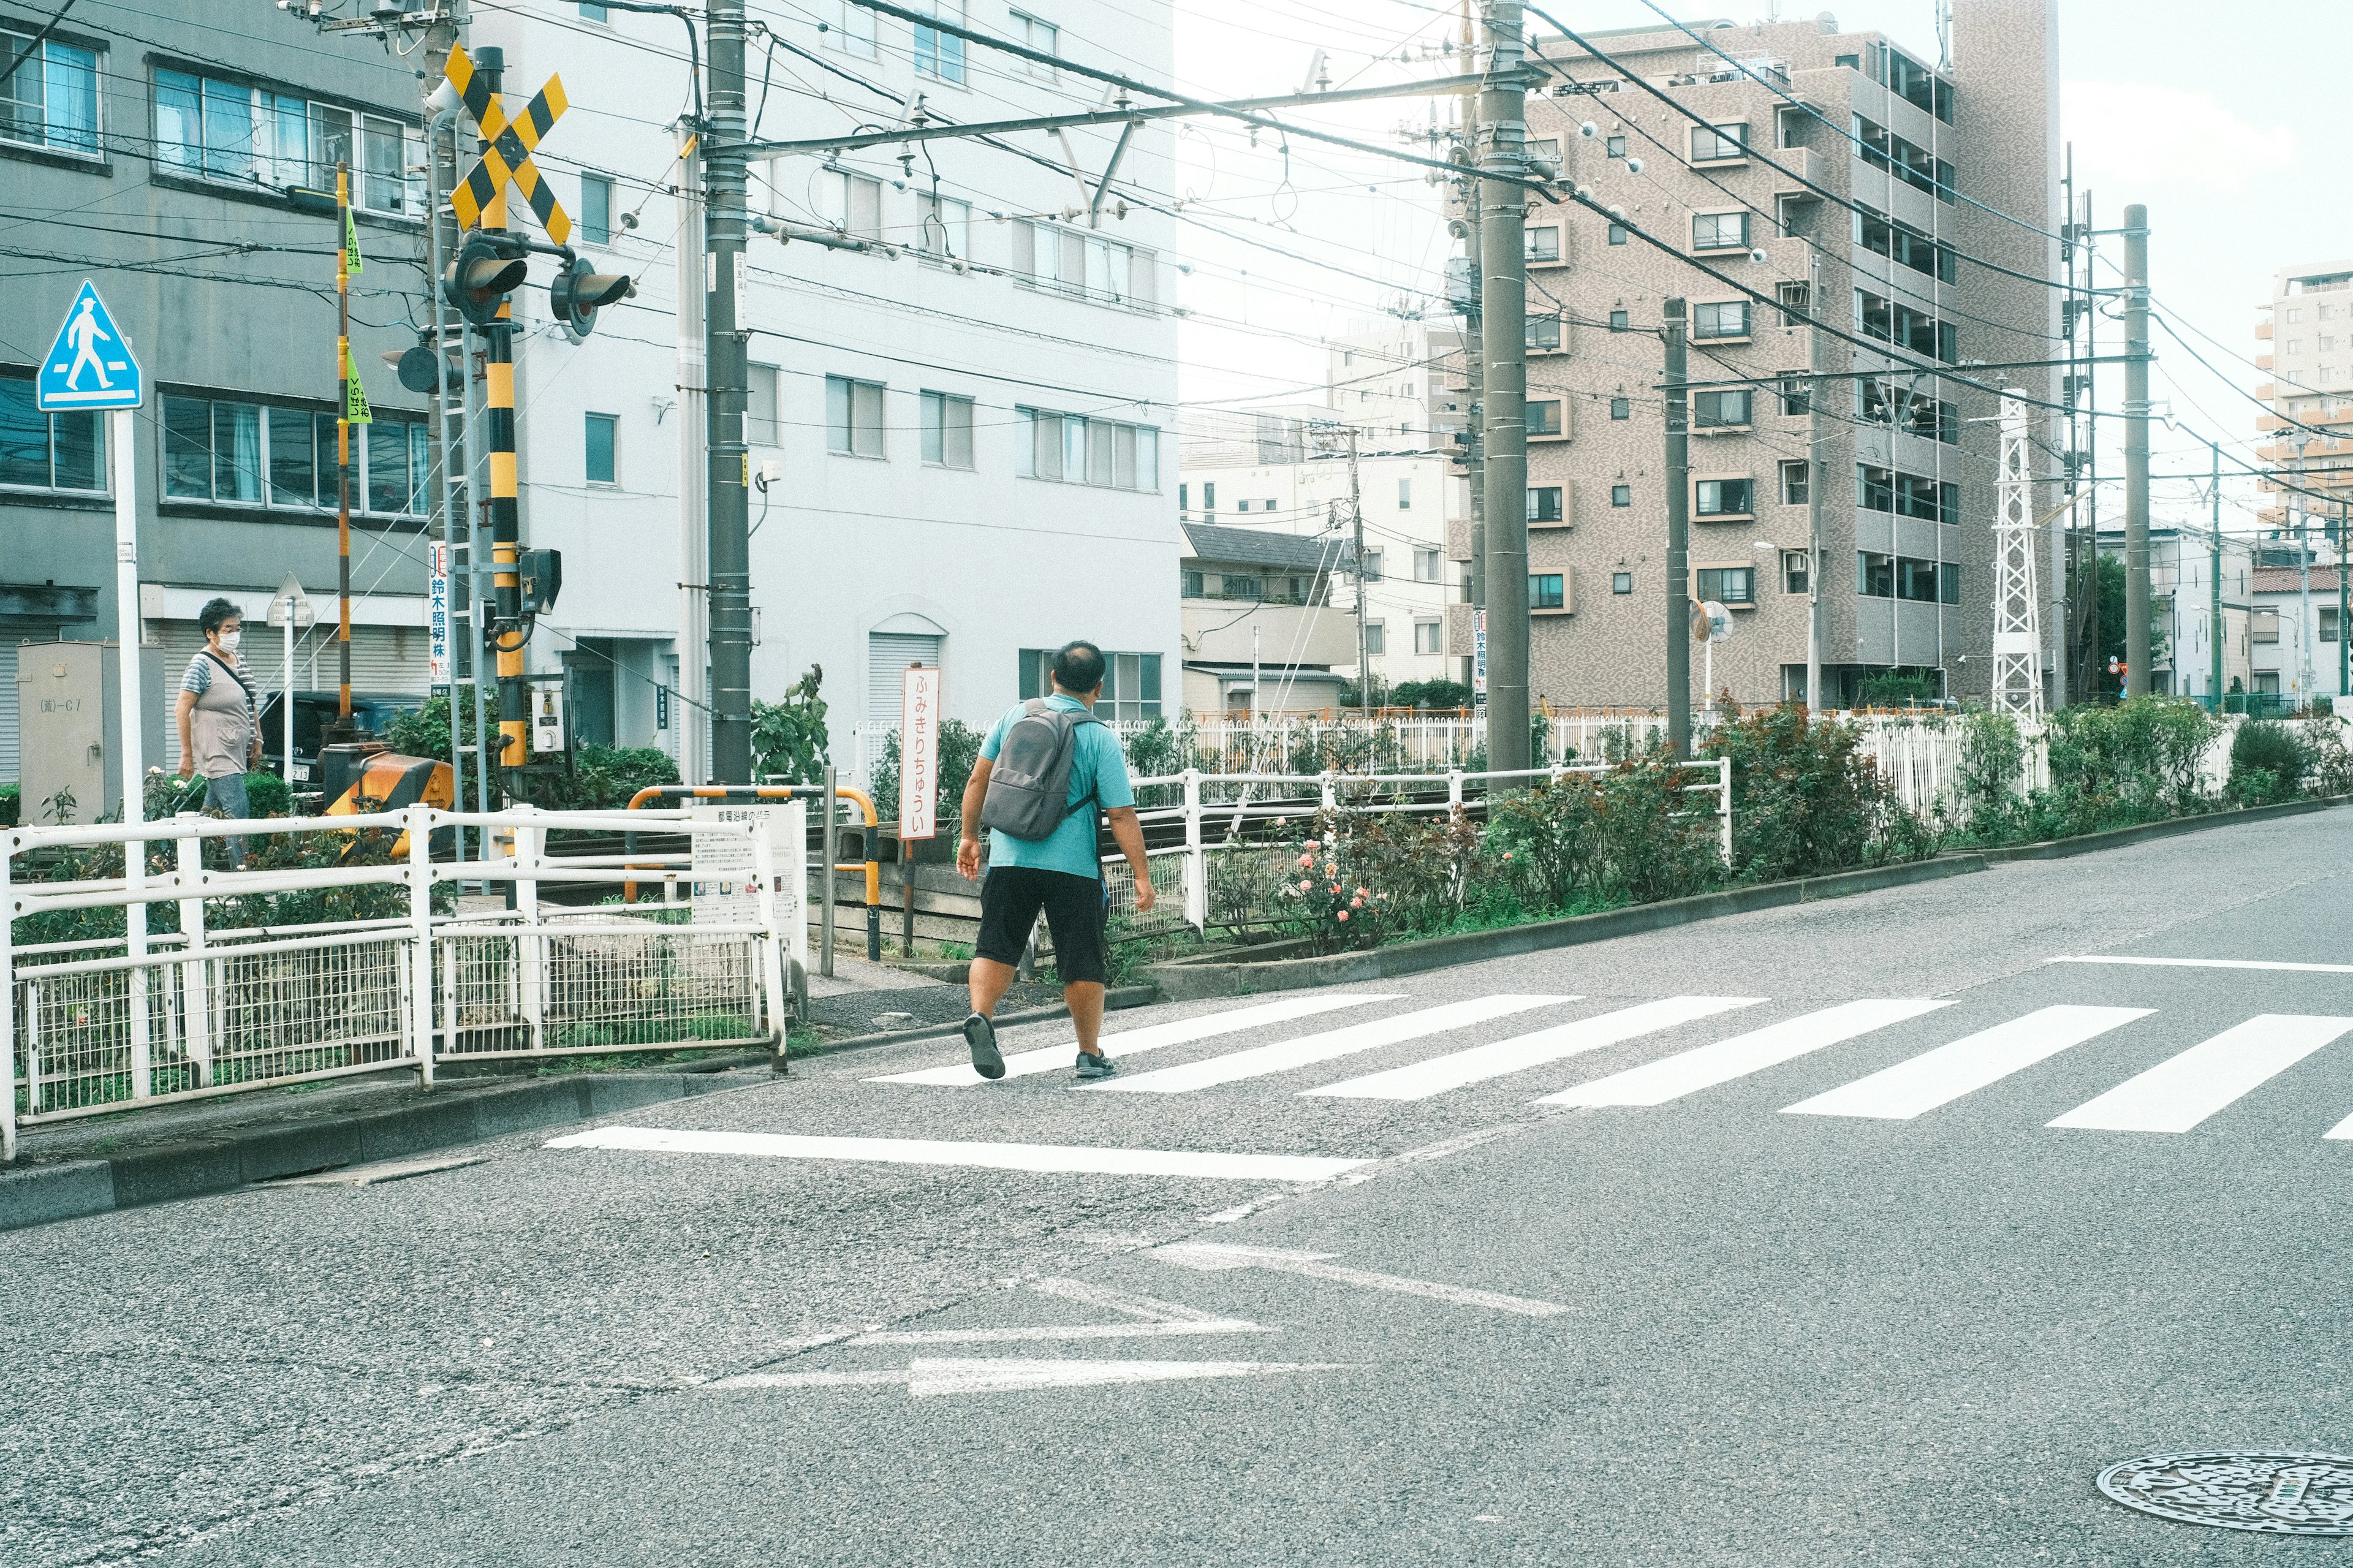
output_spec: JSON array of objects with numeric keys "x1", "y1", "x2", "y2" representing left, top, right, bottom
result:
[{"x1": 335, "y1": 160, "x2": 357, "y2": 729}]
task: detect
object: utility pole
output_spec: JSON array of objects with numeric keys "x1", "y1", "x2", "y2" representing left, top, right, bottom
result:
[
  {"x1": 707, "y1": 0, "x2": 754, "y2": 782},
  {"x1": 2340, "y1": 499, "x2": 2349, "y2": 697},
  {"x1": 2298, "y1": 441, "x2": 2314, "y2": 704},
  {"x1": 2209, "y1": 439, "x2": 2222, "y2": 705},
  {"x1": 2082, "y1": 188, "x2": 2101, "y2": 703},
  {"x1": 1476, "y1": 0, "x2": 1530, "y2": 777},
  {"x1": 1664, "y1": 298, "x2": 1691, "y2": 757},
  {"x1": 1463, "y1": 186, "x2": 1485, "y2": 686},
  {"x1": 2122, "y1": 202, "x2": 2151, "y2": 699},
  {"x1": 1346, "y1": 423, "x2": 1370, "y2": 698},
  {"x1": 1804, "y1": 247, "x2": 1824, "y2": 712},
  {"x1": 675, "y1": 127, "x2": 709, "y2": 783}
]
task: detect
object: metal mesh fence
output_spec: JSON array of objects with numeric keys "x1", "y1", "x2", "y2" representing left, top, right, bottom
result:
[{"x1": 435, "y1": 923, "x2": 767, "y2": 1056}]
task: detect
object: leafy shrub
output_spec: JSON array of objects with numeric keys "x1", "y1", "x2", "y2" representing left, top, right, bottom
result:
[
  {"x1": 1860, "y1": 673, "x2": 1939, "y2": 706},
  {"x1": 2302, "y1": 716, "x2": 2353, "y2": 797},
  {"x1": 1392, "y1": 679, "x2": 1472, "y2": 711},
  {"x1": 2228, "y1": 719, "x2": 2309, "y2": 805},
  {"x1": 0, "y1": 782, "x2": 17, "y2": 828},
  {"x1": 750, "y1": 664, "x2": 830, "y2": 784},
  {"x1": 1700, "y1": 703, "x2": 1936, "y2": 881},
  {"x1": 2038, "y1": 697, "x2": 2220, "y2": 833},
  {"x1": 1953, "y1": 709, "x2": 2025, "y2": 833}
]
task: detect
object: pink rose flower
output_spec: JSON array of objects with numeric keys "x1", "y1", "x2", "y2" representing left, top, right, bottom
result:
[{"x1": 1336, "y1": 909, "x2": 1349, "y2": 922}]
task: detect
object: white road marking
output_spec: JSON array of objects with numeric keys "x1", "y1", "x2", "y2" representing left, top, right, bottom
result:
[
  {"x1": 709, "y1": 1357, "x2": 1341, "y2": 1398},
  {"x1": 846, "y1": 1278, "x2": 1270, "y2": 1344},
  {"x1": 545, "y1": 1126, "x2": 1368, "y2": 1183},
  {"x1": 2052, "y1": 955, "x2": 2353, "y2": 975},
  {"x1": 1153, "y1": 1241, "x2": 1569, "y2": 1318},
  {"x1": 2047, "y1": 1015, "x2": 2353, "y2": 1132},
  {"x1": 1540, "y1": 999, "x2": 1954, "y2": 1107},
  {"x1": 1304, "y1": 995, "x2": 1762, "y2": 1101},
  {"x1": 1083, "y1": 994, "x2": 1576, "y2": 1094},
  {"x1": 867, "y1": 993, "x2": 1401, "y2": 1086},
  {"x1": 1779, "y1": 1004, "x2": 2152, "y2": 1121}
]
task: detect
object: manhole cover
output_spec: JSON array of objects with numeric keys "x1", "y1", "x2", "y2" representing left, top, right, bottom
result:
[{"x1": 2097, "y1": 1452, "x2": 2353, "y2": 1534}]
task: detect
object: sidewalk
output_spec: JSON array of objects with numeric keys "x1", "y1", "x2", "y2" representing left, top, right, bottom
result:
[{"x1": 803, "y1": 951, "x2": 1067, "y2": 1036}]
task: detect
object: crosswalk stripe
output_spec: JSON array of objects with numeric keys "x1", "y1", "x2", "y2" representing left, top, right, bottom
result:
[
  {"x1": 2047, "y1": 1014, "x2": 2353, "y2": 1132},
  {"x1": 1302, "y1": 996, "x2": 1762, "y2": 1102},
  {"x1": 1779, "y1": 1004, "x2": 2151, "y2": 1121},
  {"x1": 1082, "y1": 994, "x2": 1576, "y2": 1095},
  {"x1": 545, "y1": 1127, "x2": 1368, "y2": 1182},
  {"x1": 1538, "y1": 998, "x2": 1953, "y2": 1107},
  {"x1": 866, "y1": 993, "x2": 1400, "y2": 1086}
]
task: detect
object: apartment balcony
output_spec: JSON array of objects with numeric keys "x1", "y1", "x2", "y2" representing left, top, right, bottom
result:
[
  {"x1": 1183, "y1": 601, "x2": 1360, "y2": 667},
  {"x1": 2256, "y1": 321, "x2": 2273, "y2": 340},
  {"x1": 2256, "y1": 354, "x2": 2275, "y2": 371},
  {"x1": 2256, "y1": 383, "x2": 2276, "y2": 400}
]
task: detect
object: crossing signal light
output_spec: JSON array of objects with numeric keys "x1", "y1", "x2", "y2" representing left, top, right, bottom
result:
[
  {"x1": 444, "y1": 233, "x2": 529, "y2": 327},
  {"x1": 550, "y1": 254, "x2": 635, "y2": 341}
]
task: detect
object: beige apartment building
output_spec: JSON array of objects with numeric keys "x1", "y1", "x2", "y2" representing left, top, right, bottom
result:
[
  {"x1": 1455, "y1": 2, "x2": 2061, "y2": 708},
  {"x1": 2254, "y1": 259, "x2": 2353, "y2": 538}
]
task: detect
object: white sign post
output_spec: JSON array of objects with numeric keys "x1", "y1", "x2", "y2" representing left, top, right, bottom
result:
[
  {"x1": 40, "y1": 281, "x2": 150, "y2": 1087},
  {"x1": 1699, "y1": 599, "x2": 1731, "y2": 722},
  {"x1": 899, "y1": 664, "x2": 939, "y2": 841},
  {"x1": 266, "y1": 573, "x2": 315, "y2": 782},
  {"x1": 426, "y1": 542, "x2": 452, "y2": 689}
]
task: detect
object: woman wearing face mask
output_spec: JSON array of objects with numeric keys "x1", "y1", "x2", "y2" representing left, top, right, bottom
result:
[{"x1": 175, "y1": 596, "x2": 263, "y2": 866}]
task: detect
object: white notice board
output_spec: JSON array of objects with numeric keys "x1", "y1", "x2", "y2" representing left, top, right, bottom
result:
[
  {"x1": 899, "y1": 664, "x2": 939, "y2": 840},
  {"x1": 689, "y1": 800, "x2": 809, "y2": 972}
]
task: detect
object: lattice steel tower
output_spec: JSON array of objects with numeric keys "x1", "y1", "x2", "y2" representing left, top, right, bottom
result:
[{"x1": 1991, "y1": 391, "x2": 2044, "y2": 719}]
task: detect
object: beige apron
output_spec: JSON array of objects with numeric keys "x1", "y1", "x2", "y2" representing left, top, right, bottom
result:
[{"x1": 189, "y1": 651, "x2": 253, "y2": 779}]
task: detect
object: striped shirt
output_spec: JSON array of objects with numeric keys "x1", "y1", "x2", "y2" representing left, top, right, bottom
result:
[{"x1": 181, "y1": 648, "x2": 259, "y2": 725}]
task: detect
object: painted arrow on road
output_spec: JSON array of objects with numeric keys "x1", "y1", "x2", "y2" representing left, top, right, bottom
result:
[
  {"x1": 708, "y1": 1357, "x2": 1344, "y2": 1398},
  {"x1": 1152, "y1": 1242, "x2": 1569, "y2": 1318}
]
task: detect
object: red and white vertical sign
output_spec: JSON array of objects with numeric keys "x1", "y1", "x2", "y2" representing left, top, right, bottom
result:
[{"x1": 900, "y1": 664, "x2": 939, "y2": 840}]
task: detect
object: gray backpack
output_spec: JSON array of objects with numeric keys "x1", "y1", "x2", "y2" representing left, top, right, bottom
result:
[{"x1": 980, "y1": 700, "x2": 1107, "y2": 841}]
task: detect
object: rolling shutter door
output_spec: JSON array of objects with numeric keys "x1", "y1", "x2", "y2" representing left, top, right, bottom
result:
[
  {"x1": 0, "y1": 643, "x2": 17, "y2": 783},
  {"x1": 866, "y1": 631, "x2": 941, "y2": 727}
]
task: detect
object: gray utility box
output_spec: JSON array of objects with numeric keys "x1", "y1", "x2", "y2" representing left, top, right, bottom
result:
[{"x1": 13, "y1": 640, "x2": 161, "y2": 825}]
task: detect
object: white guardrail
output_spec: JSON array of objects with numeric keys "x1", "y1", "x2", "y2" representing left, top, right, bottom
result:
[
  {"x1": 1105, "y1": 761, "x2": 1732, "y2": 930},
  {"x1": 2, "y1": 806, "x2": 790, "y2": 1161}
]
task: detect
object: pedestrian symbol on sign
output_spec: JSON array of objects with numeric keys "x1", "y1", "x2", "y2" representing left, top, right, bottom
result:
[{"x1": 37, "y1": 281, "x2": 144, "y2": 411}]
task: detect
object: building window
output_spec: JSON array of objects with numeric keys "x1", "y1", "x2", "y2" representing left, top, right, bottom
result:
[
  {"x1": 1201, "y1": 480, "x2": 1214, "y2": 509},
  {"x1": 1014, "y1": 219, "x2": 1154, "y2": 307},
  {"x1": 1692, "y1": 211, "x2": 1749, "y2": 251},
  {"x1": 921, "y1": 193, "x2": 971, "y2": 258},
  {"x1": 1414, "y1": 548, "x2": 1441, "y2": 583},
  {"x1": 1527, "y1": 486, "x2": 1563, "y2": 523},
  {"x1": 1605, "y1": 134, "x2": 1625, "y2": 157},
  {"x1": 1015, "y1": 406, "x2": 1160, "y2": 490},
  {"x1": 827, "y1": 376, "x2": 885, "y2": 458},
  {"x1": 1690, "y1": 123, "x2": 1748, "y2": 162},
  {"x1": 1939, "y1": 562, "x2": 1961, "y2": 605},
  {"x1": 827, "y1": 0, "x2": 878, "y2": 56},
  {"x1": 1854, "y1": 113, "x2": 1955, "y2": 203},
  {"x1": 1897, "y1": 556, "x2": 1939, "y2": 602},
  {"x1": 1610, "y1": 396, "x2": 1630, "y2": 420},
  {"x1": 2326, "y1": 607, "x2": 2343, "y2": 643},
  {"x1": 1692, "y1": 301, "x2": 1749, "y2": 339},
  {"x1": 0, "y1": 374, "x2": 105, "y2": 491},
  {"x1": 1526, "y1": 225, "x2": 1561, "y2": 263},
  {"x1": 920, "y1": 390, "x2": 974, "y2": 468},
  {"x1": 2287, "y1": 339, "x2": 2304, "y2": 355},
  {"x1": 1020, "y1": 648, "x2": 1161, "y2": 719},
  {"x1": 1696, "y1": 567, "x2": 1753, "y2": 605},
  {"x1": 1218, "y1": 574, "x2": 1262, "y2": 601},
  {"x1": 1181, "y1": 569, "x2": 1204, "y2": 597},
  {"x1": 578, "y1": 2, "x2": 608, "y2": 18},
  {"x1": 1857, "y1": 551, "x2": 1894, "y2": 598},
  {"x1": 1364, "y1": 620, "x2": 1386, "y2": 655},
  {"x1": 2252, "y1": 608, "x2": 2280, "y2": 645},
  {"x1": 159, "y1": 391, "x2": 421, "y2": 514},
  {"x1": 1777, "y1": 373, "x2": 1811, "y2": 416},
  {"x1": 1854, "y1": 203, "x2": 1958, "y2": 284},
  {"x1": 580, "y1": 172, "x2": 614, "y2": 244},
  {"x1": 1360, "y1": 547, "x2": 1383, "y2": 581},
  {"x1": 1612, "y1": 571, "x2": 1632, "y2": 595},
  {"x1": 1694, "y1": 390, "x2": 1751, "y2": 428},
  {"x1": 1783, "y1": 550, "x2": 1809, "y2": 594},
  {"x1": 1012, "y1": 10, "x2": 1058, "y2": 75},
  {"x1": 1527, "y1": 314, "x2": 1563, "y2": 352},
  {"x1": 1855, "y1": 463, "x2": 1958, "y2": 523},
  {"x1": 912, "y1": 0, "x2": 968, "y2": 83},
  {"x1": 584, "y1": 412, "x2": 617, "y2": 484},
  {"x1": 1, "y1": 26, "x2": 99, "y2": 155},
  {"x1": 816, "y1": 168, "x2": 883, "y2": 238},
  {"x1": 1608, "y1": 309, "x2": 1630, "y2": 333},
  {"x1": 1886, "y1": 51, "x2": 1954, "y2": 123},
  {"x1": 155, "y1": 71, "x2": 421, "y2": 216},
  {"x1": 1779, "y1": 459, "x2": 1809, "y2": 505},
  {"x1": 1528, "y1": 400, "x2": 1563, "y2": 437},
  {"x1": 1696, "y1": 477, "x2": 1753, "y2": 517},
  {"x1": 1607, "y1": 222, "x2": 1627, "y2": 246},
  {"x1": 1611, "y1": 484, "x2": 1631, "y2": 507},
  {"x1": 1396, "y1": 477, "x2": 1412, "y2": 509},
  {"x1": 1414, "y1": 620, "x2": 1444, "y2": 655},
  {"x1": 746, "y1": 363, "x2": 780, "y2": 445},
  {"x1": 1776, "y1": 281, "x2": 1810, "y2": 327},
  {"x1": 1236, "y1": 499, "x2": 1251, "y2": 513},
  {"x1": 1530, "y1": 573, "x2": 1565, "y2": 612}
]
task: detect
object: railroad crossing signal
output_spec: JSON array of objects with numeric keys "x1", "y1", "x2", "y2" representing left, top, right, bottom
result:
[{"x1": 445, "y1": 46, "x2": 571, "y2": 245}]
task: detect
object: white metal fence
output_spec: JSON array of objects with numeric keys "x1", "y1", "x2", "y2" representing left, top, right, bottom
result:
[{"x1": 4, "y1": 806, "x2": 790, "y2": 1159}]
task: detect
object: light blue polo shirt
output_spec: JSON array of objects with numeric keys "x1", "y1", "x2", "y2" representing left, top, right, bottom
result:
[{"x1": 979, "y1": 694, "x2": 1135, "y2": 881}]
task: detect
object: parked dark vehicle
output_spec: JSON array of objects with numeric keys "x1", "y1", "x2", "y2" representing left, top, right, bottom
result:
[{"x1": 257, "y1": 691, "x2": 426, "y2": 784}]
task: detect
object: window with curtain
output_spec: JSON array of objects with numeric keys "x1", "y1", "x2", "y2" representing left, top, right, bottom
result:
[
  {"x1": 162, "y1": 392, "x2": 420, "y2": 512},
  {"x1": 1696, "y1": 567, "x2": 1754, "y2": 605},
  {"x1": 1011, "y1": 219, "x2": 1154, "y2": 307},
  {"x1": 1, "y1": 28, "x2": 99, "y2": 154},
  {"x1": 154, "y1": 69, "x2": 418, "y2": 213},
  {"x1": 1014, "y1": 407, "x2": 1158, "y2": 490}
]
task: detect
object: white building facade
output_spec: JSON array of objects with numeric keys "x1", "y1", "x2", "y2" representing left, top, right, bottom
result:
[{"x1": 473, "y1": 0, "x2": 1181, "y2": 778}]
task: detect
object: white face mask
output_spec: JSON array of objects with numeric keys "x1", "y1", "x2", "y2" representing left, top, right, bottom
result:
[{"x1": 218, "y1": 630, "x2": 241, "y2": 652}]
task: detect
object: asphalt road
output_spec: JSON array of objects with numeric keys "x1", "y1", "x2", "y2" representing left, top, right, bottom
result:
[{"x1": 9, "y1": 809, "x2": 2353, "y2": 1565}]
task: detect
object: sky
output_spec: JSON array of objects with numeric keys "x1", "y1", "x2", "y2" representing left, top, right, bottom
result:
[{"x1": 1164, "y1": 0, "x2": 2352, "y2": 532}]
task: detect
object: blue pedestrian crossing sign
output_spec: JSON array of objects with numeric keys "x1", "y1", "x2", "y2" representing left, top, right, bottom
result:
[{"x1": 37, "y1": 281, "x2": 143, "y2": 412}]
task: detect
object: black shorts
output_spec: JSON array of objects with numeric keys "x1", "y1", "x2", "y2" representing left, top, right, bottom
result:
[{"x1": 975, "y1": 865, "x2": 1107, "y2": 985}]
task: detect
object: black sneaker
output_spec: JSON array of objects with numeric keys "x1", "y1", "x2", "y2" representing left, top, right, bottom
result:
[
  {"x1": 963, "y1": 1012, "x2": 1005, "y2": 1080},
  {"x1": 1075, "y1": 1050, "x2": 1119, "y2": 1081}
]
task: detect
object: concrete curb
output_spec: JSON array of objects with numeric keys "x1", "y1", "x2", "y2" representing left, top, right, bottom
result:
[
  {"x1": 1144, "y1": 855, "x2": 1990, "y2": 1000},
  {"x1": 0, "y1": 1071, "x2": 747, "y2": 1235},
  {"x1": 787, "y1": 983, "x2": 1163, "y2": 1059}
]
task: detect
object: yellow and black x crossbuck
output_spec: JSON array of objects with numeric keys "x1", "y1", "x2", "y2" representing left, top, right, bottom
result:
[{"x1": 445, "y1": 46, "x2": 572, "y2": 246}]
